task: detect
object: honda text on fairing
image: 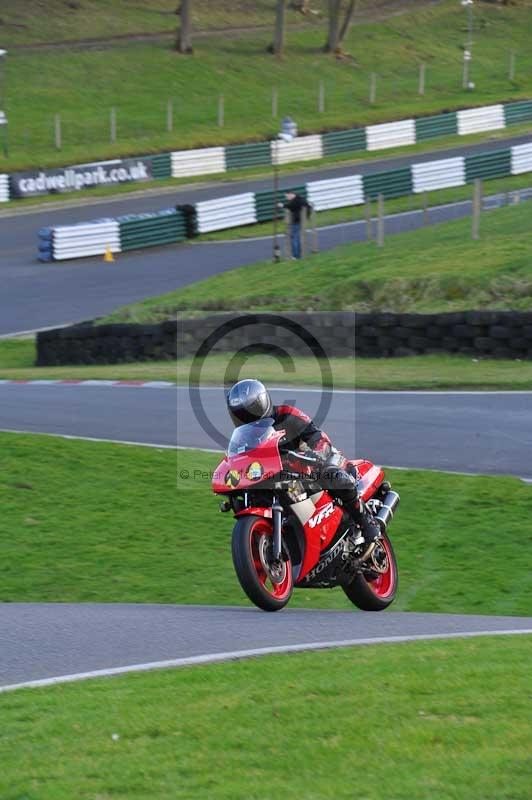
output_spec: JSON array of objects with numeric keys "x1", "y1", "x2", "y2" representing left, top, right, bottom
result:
[{"x1": 212, "y1": 417, "x2": 400, "y2": 612}]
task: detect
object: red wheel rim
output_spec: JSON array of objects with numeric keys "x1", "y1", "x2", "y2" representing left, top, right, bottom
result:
[
  {"x1": 249, "y1": 520, "x2": 292, "y2": 601},
  {"x1": 367, "y1": 536, "x2": 396, "y2": 599}
]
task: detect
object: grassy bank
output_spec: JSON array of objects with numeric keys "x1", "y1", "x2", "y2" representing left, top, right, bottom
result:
[
  {"x1": 3, "y1": 1, "x2": 532, "y2": 171},
  {"x1": 100, "y1": 201, "x2": 532, "y2": 321},
  {"x1": 1, "y1": 339, "x2": 532, "y2": 389},
  {"x1": 1, "y1": 636, "x2": 531, "y2": 799},
  {"x1": 1, "y1": 433, "x2": 531, "y2": 615}
]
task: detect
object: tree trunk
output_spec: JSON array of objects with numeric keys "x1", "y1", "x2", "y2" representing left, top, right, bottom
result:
[
  {"x1": 324, "y1": 0, "x2": 341, "y2": 53},
  {"x1": 337, "y1": 0, "x2": 357, "y2": 48},
  {"x1": 176, "y1": 0, "x2": 193, "y2": 54},
  {"x1": 271, "y1": 0, "x2": 287, "y2": 57},
  {"x1": 324, "y1": 0, "x2": 357, "y2": 53}
]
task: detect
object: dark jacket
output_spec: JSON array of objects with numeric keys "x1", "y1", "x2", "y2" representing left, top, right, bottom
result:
[
  {"x1": 283, "y1": 195, "x2": 312, "y2": 224},
  {"x1": 272, "y1": 404, "x2": 331, "y2": 456}
]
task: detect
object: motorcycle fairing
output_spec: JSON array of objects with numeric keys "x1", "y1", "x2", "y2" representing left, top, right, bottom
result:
[{"x1": 212, "y1": 430, "x2": 284, "y2": 494}]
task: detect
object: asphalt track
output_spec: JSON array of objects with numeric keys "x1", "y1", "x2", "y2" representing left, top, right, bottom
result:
[
  {"x1": 1, "y1": 604, "x2": 531, "y2": 691},
  {"x1": 1, "y1": 132, "x2": 532, "y2": 335},
  {"x1": 1, "y1": 384, "x2": 531, "y2": 479}
]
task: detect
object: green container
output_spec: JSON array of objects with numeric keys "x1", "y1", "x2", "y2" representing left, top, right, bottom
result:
[
  {"x1": 504, "y1": 99, "x2": 532, "y2": 127},
  {"x1": 322, "y1": 128, "x2": 366, "y2": 157},
  {"x1": 226, "y1": 142, "x2": 271, "y2": 171},
  {"x1": 255, "y1": 185, "x2": 307, "y2": 222},
  {"x1": 150, "y1": 153, "x2": 172, "y2": 180},
  {"x1": 415, "y1": 112, "x2": 458, "y2": 141},
  {"x1": 465, "y1": 149, "x2": 511, "y2": 183},
  {"x1": 362, "y1": 168, "x2": 412, "y2": 200}
]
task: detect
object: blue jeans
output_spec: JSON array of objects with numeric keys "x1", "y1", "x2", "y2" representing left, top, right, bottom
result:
[{"x1": 291, "y1": 223, "x2": 301, "y2": 259}]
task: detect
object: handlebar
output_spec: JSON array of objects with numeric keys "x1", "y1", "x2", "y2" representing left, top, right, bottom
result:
[{"x1": 284, "y1": 449, "x2": 323, "y2": 466}]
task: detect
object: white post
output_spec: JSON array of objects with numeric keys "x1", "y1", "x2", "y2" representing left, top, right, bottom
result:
[
  {"x1": 272, "y1": 88, "x2": 278, "y2": 118},
  {"x1": 318, "y1": 80, "x2": 325, "y2": 113},
  {"x1": 218, "y1": 94, "x2": 224, "y2": 128}
]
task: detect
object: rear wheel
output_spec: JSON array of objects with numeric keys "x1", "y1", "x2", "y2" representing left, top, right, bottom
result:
[
  {"x1": 342, "y1": 533, "x2": 398, "y2": 611},
  {"x1": 232, "y1": 515, "x2": 293, "y2": 612}
]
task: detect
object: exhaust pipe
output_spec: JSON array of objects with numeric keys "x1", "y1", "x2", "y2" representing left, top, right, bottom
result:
[{"x1": 376, "y1": 490, "x2": 400, "y2": 532}]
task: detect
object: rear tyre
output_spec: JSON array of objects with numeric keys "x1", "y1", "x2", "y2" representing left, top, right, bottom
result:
[
  {"x1": 342, "y1": 533, "x2": 398, "y2": 611},
  {"x1": 232, "y1": 515, "x2": 293, "y2": 612}
]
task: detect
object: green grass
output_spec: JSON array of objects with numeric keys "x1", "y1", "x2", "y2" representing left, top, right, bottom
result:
[
  {"x1": 2, "y1": 339, "x2": 532, "y2": 389},
  {"x1": 100, "y1": 200, "x2": 532, "y2": 321},
  {"x1": 1, "y1": 432, "x2": 531, "y2": 615},
  {"x1": 3, "y1": 1, "x2": 532, "y2": 171},
  {"x1": 1, "y1": 636, "x2": 531, "y2": 799}
]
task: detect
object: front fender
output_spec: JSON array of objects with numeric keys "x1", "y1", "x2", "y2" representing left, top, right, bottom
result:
[{"x1": 234, "y1": 506, "x2": 272, "y2": 519}]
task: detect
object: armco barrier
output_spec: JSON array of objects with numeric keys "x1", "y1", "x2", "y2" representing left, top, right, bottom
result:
[
  {"x1": 119, "y1": 209, "x2": 186, "y2": 251},
  {"x1": 36, "y1": 311, "x2": 532, "y2": 365},
  {"x1": 511, "y1": 142, "x2": 532, "y2": 175},
  {"x1": 0, "y1": 174, "x2": 9, "y2": 202},
  {"x1": 41, "y1": 220, "x2": 121, "y2": 261},
  {"x1": 272, "y1": 135, "x2": 323, "y2": 165},
  {"x1": 411, "y1": 156, "x2": 465, "y2": 193},
  {"x1": 38, "y1": 142, "x2": 532, "y2": 260},
  {"x1": 196, "y1": 193, "x2": 257, "y2": 233},
  {"x1": 457, "y1": 104, "x2": 505, "y2": 136},
  {"x1": 366, "y1": 119, "x2": 416, "y2": 152},
  {"x1": 306, "y1": 174, "x2": 364, "y2": 211},
  {"x1": 171, "y1": 147, "x2": 226, "y2": 178}
]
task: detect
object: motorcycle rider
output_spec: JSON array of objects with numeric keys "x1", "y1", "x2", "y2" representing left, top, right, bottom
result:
[{"x1": 226, "y1": 378, "x2": 381, "y2": 549}]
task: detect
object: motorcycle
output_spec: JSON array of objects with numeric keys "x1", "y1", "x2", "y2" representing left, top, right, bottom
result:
[{"x1": 212, "y1": 416, "x2": 400, "y2": 612}]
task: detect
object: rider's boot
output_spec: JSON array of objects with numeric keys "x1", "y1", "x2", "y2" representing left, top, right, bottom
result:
[{"x1": 348, "y1": 499, "x2": 381, "y2": 548}]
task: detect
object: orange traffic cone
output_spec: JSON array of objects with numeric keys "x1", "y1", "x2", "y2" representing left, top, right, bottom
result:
[{"x1": 104, "y1": 245, "x2": 115, "y2": 263}]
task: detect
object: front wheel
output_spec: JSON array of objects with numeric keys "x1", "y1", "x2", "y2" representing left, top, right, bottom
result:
[
  {"x1": 231, "y1": 515, "x2": 293, "y2": 612},
  {"x1": 342, "y1": 533, "x2": 398, "y2": 611}
]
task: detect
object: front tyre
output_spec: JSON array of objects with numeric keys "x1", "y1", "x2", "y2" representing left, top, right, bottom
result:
[
  {"x1": 342, "y1": 533, "x2": 398, "y2": 611},
  {"x1": 231, "y1": 515, "x2": 293, "y2": 612}
]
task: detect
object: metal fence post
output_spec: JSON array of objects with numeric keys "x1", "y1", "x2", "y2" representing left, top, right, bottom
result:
[
  {"x1": 167, "y1": 99, "x2": 173, "y2": 133},
  {"x1": 318, "y1": 80, "x2": 325, "y2": 113},
  {"x1": 418, "y1": 63, "x2": 426, "y2": 96},
  {"x1": 509, "y1": 50, "x2": 516, "y2": 81},
  {"x1": 365, "y1": 196, "x2": 372, "y2": 240},
  {"x1": 369, "y1": 73, "x2": 377, "y2": 104},
  {"x1": 272, "y1": 88, "x2": 278, "y2": 118},
  {"x1": 311, "y1": 208, "x2": 318, "y2": 253},
  {"x1": 54, "y1": 113, "x2": 62, "y2": 150},
  {"x1": 423, "y1": 191, "x2": 429, "y2": 225},
  {"x1": 110, "y1": 108, "x2": 117, "y2": 143},
  {"x1": 284, "y1": 209, "x2": 292, "y2": 259},
  {"x1": 301, "y1": 207, "x2": 307, "y2": 258},
  {"x1": 472, "y1": 178, "x2": 482, "y2": 240},
  {"x1": 377, "y1": 193, "x2": 384, "y2": 247},
  {"x1": 218, "y1": 94, "x2": 224, "y2": 128}
]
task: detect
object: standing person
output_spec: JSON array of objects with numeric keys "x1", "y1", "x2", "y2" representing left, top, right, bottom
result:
[{"x1": 281, "y1": 191, "x2": 312, "y2": 259}]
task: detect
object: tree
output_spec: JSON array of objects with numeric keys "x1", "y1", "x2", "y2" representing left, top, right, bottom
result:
[
  {"x1": 324, "y1": 0, "x2": 357, "y2": 54},
  {"x1": 176, "y1": 0, "x2": 193, "y2": 54},
  {"x1": 270, "y1": 0, "x2": 287, "y2": 57}
]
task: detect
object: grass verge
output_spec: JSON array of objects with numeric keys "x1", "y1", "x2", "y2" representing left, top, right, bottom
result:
[
  {"x1": 3, "y1": 1, "x2": 532, "y2": 171},
  {"x1": 1, "y1": 340, "x2": 532, "y2": 390},
  {"x1": 100, "y1": 201, "x2": 532, "y2": 320},
  {"x1": 1, "y1": 636, "x2": 531, "y2": 799},
  {"x1": 1, "y1": 433, "x2": 531, "y2": 615}
]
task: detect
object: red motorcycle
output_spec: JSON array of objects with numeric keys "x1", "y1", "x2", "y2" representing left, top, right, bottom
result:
[{"x1": 212, "y1": 417, "x2": 399, "y2": 612}]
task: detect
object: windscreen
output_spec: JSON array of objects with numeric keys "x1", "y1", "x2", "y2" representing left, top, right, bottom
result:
[{"x1": 227, "y1": 417, "x2": 276, "y2": 457}]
